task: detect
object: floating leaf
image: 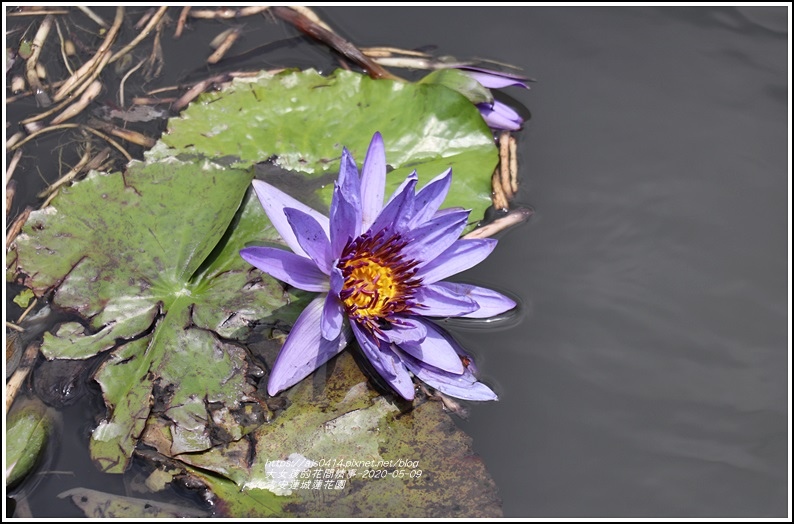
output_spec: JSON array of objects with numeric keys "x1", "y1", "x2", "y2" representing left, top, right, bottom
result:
[
  {"x1": 153, "y1": 69, "x2": 497, "y2": 226},
  {"x1": 9, "y1": 159, "x2": 293, "y2": 472},
  {"x1": 58, "y1": 488, "x2": 209, "y2": 518},
  {"x1": 143, "y1": 350, "x2": 502, "y2": 518},
  {"x1": 420, "y1": 68, "x2": 494, "y2": 105},
  {"x1": 6, "y1": 401, "x2": 52, "y2": 488},
  {"x1": 12, "y1": 288, "x2": 34, "y2": 308}
]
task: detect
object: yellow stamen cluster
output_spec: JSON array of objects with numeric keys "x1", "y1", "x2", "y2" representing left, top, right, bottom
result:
[
  {"x1": 337, "y1": 230, "x2": 420, "y2": 331},
  {"x1": 341, "y1": 258, "x2": 399, "y2": 318}
]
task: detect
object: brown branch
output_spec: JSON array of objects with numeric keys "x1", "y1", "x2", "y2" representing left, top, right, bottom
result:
[
  {"x1": 50, "y1": 80, "x2": 103, "y2": 124},
  {"x1": 188, "y1": 7, "x2": 269, "y2": 19},
  {"x1": 207, "y1": 28, "x2": 242, "y2": 65},
  {"x1": 6, "y1": 342, "x2": 41, "y2": 413},
  {"x1": 509, "y1": 135, "x2": 519, "y2": 194},
  {"x1": 25, "y1": 14, "x2": 54, "y2": 107},
  {"x1": 109, "y1": 6, "x2": 168, "y2": 65},
  {"x1": 271, "y1": 6, "x2": 398, "y2": 80},
  {"x1": 6, "y1": 207, "x2": 31, "y2": 248},
  {"x1": 87, "y1": 118, "x2": 156, "y2": 148},
  {"x1": 54, "y1": 6, "x2": 123, "y2": 102},
  {"x1": 174, "y1": 6, "x2": 191, "y2": 38},
  {"x1": 171, "y1": 73, "x2": 231, "y2": 112},
  {"x1": 463, "y1": 208, "x2": 533, "y2": 240}
]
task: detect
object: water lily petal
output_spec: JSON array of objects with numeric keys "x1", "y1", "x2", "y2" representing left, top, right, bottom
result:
[
  {"x1": 413, "y1": 283, "x2": 480, "y2": 317},
  {"x1": 360, "y1": 131, "x2": 386, "y2": 230},
  {"x1": 460, "y1": 67, "x2": 531, "y2": 89},
  {"x1": 351, "y1": 321, "x2": 415, "y2": 400},
  {"x1": 321, "y1": 292, "x2": 344, "y2": 341},
  {"x1": 329, "y1": 266, "x2": 345, "y2": 295},
  {"x1": 240, "y1": 246, "x2": 329, "y2": 292},
  {"x1": 477, "y1": 100, "x2": 523, "y2": 131},
  {"x1": 251, "y1": 180, "x2": 329, "y2": 258},
  {"x1": 375, "y1": 316, "x2": 427, "y2": 345},
  {"x1": 398, "y1": 318, "x2": 464, "y2": 374},
  {"x1": 410, "y1": 168, "x2": 452, "y2": 227},
  {"x1": 267, "y1": 295, "x2": 351, "y2": 396},
  {"x1": 431, "y1": 282, "x2": 517, "y2": 318},
  {"x1": 350, "y1": 321, "x2": 394, "y2": 379},
  {"x1": 337, "y1": 147, "x2": 362, "y2": 227},
  {"x1": 283, "y1": 207, "x2": 332, "y2": 274},
  {"x1": 395, "y1": 346, "x2": 497, "y2": 401},
  {"x1": 338, "y1": 147, "x2": 361, "y2": 197},
  {"x1": 416, "y1": 238, "x2": 497, "y2": 283},
  {"x1": 403, "y1": 209, "x2": 470, "y2": 265},
  {"x1": 329, "y1": 184, "x2": 360, "y2": 258},
  {"x1": 367, "y1": 171, "x2": 417, "y2": 235},
  {"x1": 432, "y1": 206, "x2": 466, "y2": 218}
]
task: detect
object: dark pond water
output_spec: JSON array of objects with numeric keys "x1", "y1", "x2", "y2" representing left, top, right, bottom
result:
[{"x1": 4, "y1": 6, "x2": 789, "y2": 518}]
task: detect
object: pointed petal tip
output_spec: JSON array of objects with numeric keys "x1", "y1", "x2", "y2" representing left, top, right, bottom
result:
[
  {"x1": 266, "y1": 380, "x2": 284, "y2": 397},
  {"x1": 388, "y1": 377, "x2": 415, "y2": 401}
]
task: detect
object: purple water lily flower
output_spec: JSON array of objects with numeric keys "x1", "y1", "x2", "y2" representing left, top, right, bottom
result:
[
  {"x1": 476, "y1": 100, "x2": 524, "y2": 131},
  {"x1": 457, "y1": 66, "x2": 531, "y2": 131},
  {"x1": 240, "y1": 132, "x2": 516, "y2": 401}
]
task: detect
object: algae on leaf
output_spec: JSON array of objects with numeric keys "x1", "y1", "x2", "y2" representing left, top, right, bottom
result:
[
  {"x1": 145, "y1": 351, "x2": 503, "y2": 518},
  {"x1": 8, "y1": 158, "x2": 293, "y2": 472}
]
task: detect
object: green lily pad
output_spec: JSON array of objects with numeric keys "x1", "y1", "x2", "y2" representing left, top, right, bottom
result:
[
  {"x1": 141, "y1": 348, "x2": 502, "y2": 518},
  {"x1": 6, "y1": 400, "x2": 52, "y2": 488},
  {"x1": 153, "y1": 69, "x2": 497, "y2": 226},
  {"x1": 8, "y1": 159, "x2": 294, "y2": 472},
  {"x1": 420, "y1": 68, "x2": 494, "y2": 105}
]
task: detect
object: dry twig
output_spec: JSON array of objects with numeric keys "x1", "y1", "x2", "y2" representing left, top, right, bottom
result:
[
  {"x1": 76, "y1": 6, "x2": 108, "y2": 28},
  {"x1": 174, "y1": 6, "x2": 191, "y2": 38},
  {"x1": 54, "y1": 6, "x2": 123, "y2": 102},
  {"x1": 25, "y1": 13, "x2": 54, "y2": 107},
  {"x1": 55, "y1": 19, "x2": 75, "y2": 75},
  {"x1": 5, "y1": 342, "x2": 41, "y2": 413},
  {"x1": 6, "y1": 180, "x2": 16, "y2": 216},
  {"x1": 7, "y1": 9, "x2": 68, "y2": 16},
  {"x1": 50, "y1": 80, "x2": 103, "y2": 124},
  {"x1": 6, "y1": 207, "x2": 31, "y2": 248},
  {"x1": 509, "y1": 135, "x2": 519, "y2": 194},
  {"x1": 189, "y1": 7, "x2": 269, "y2": 19},
  {"x1": 463, "y1": 208, "x2": 533, "y2": 240},
  {"x1": 362, "y1": 46, "x2": 431, "y2": 58},
  {"x1": 37, "y1": 146, "x2": 92, "y2": 198},
  {"x1": 41, "y1": 147, "x2": 112, "y2": 207},
  {"x1": 498, "y1": 130, "x2": 512, "y2": 201},
  {"x1": 6, "y1": 150, "x2": 23, "y2": 184},
  {"x1": 22, "y1": 50, "x2": 109, "y2": 125},
  {"x1": 491, "y1": 169, "x2": 509, "y2": 211},
  {"x1": 171, "y1": 73, "x2": 231, "y2": 112},
  {"x1": 17, "y1": 298, "x2": 38, "y2": 324},
  {"x1": 119, "y1": 57, "x2": 146, "y2": 107},
  {"x1": 87, "y1": 118, "x2": 156, "y2": 148},
  {"x1": 132, "y1": 96, "x2": 177, "y2": 105},
  {"x1": 5, "y1": 79, "x2": 65, "y2": 103},
  {"x1": 109, "y1": 6, "x2": 168, "y2": 65},
  {"x1": 9, "y1": 123, "x2": 132, "y2": 162},
  {"x1": 208, "y1": 28, "x2": 242, "y2": 64},
  {"x1": 272, "y1": 6, "x2": 398, "y2": 80}
]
